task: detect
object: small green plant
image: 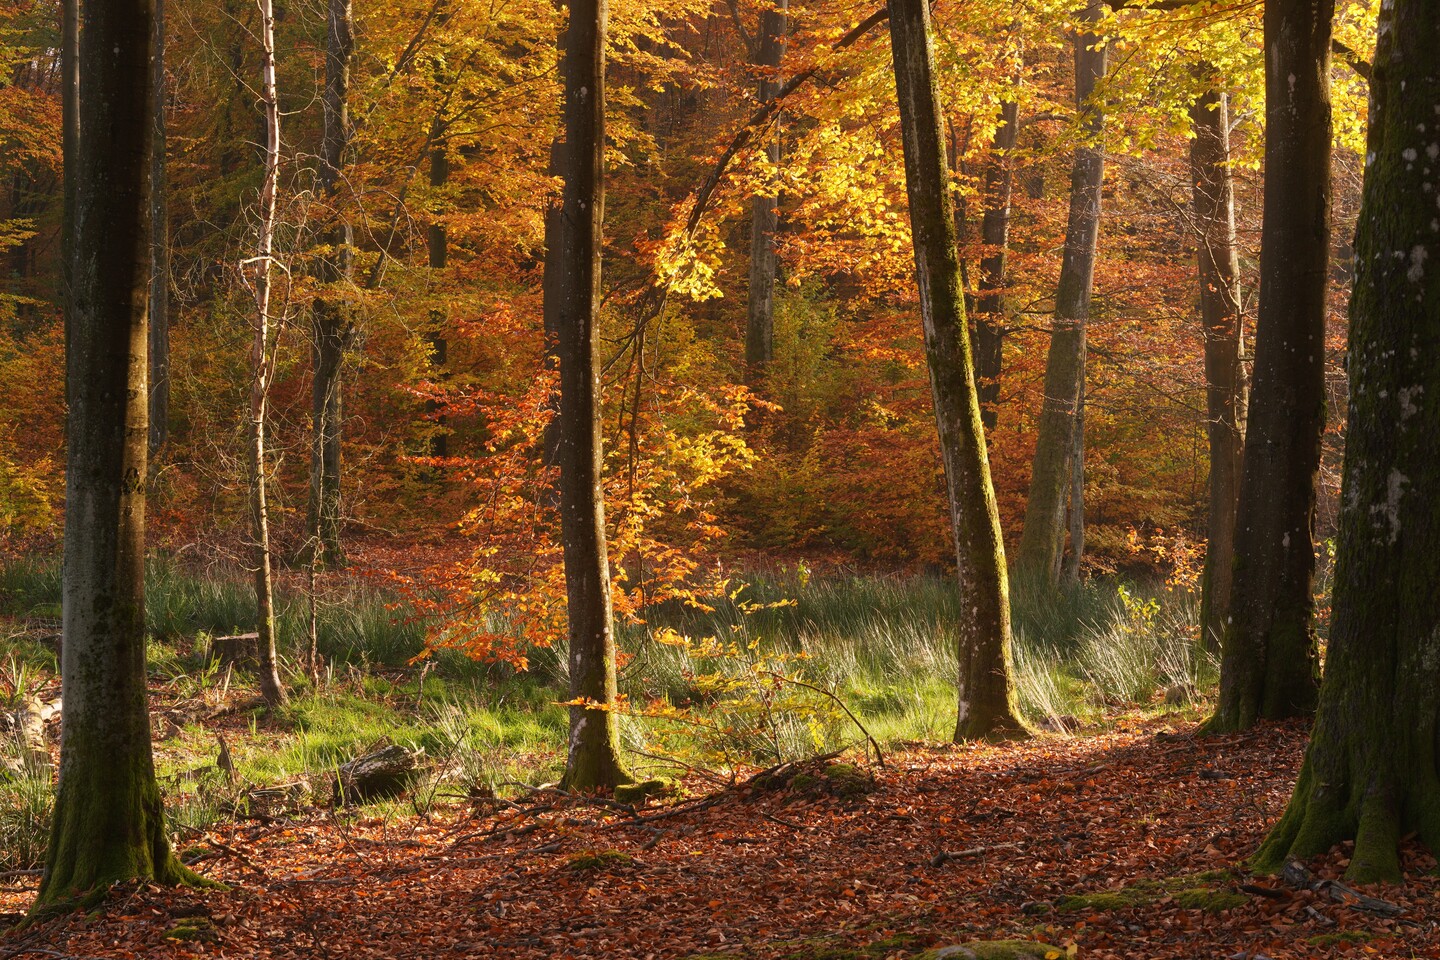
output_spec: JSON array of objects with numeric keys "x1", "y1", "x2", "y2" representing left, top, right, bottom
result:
[{"x1": 0, "y1": 769, "x2": 52, "y2": 870}]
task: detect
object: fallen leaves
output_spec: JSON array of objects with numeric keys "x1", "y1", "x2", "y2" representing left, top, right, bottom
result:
[{"x1": 4, "y1": 714, "x2": 1437, "y2": 959}]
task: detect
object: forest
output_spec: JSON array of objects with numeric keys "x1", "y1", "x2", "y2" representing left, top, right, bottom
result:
[{"x1": 2, "y1": 0, "x2": 1439, "y2": 956}]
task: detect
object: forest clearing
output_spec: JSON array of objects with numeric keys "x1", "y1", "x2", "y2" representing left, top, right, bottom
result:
[{"x1": 3, "y1": 0, "x2": 1440, "y2": 954}]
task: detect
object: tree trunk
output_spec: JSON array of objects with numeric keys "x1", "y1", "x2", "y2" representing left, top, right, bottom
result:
[
  {"x1": 887, "y1": 0, "x2": 1024, "y2": 742},
  {"x1": 248, "y1": 0, "x2": 287, "y2": 709},
  {"x1": 1254, "y1": 0, "x2": 1438, "y2": 882},
  {"x1": 1063, "y1": 377, "x2": 1085, "y2": 581},
  {"x1": 1189, "y1": 83, "x2": 1247, "y2": 653},
  {"x1": 36, "y1": 0, "x2": 198, "y2": 907},
  {"x1": 973, "y1": 47, "x2": 1021, "y2": 431},
  {"x1": 147, "y1": 0, "x2": 169, "y2": 456},
  {"x1": 308, "y1": 0, "x2": 354, "y2": 566},
  {"x1": 1014, "y1": 3, "x2": 1106, "y2": 585},
  {"x1": 1206, "y1": 0, "x2": 1329, "y2": 732},
  {"x1": 743, "y1": 0, "x2": 787, "y2": 376},
  {"x1": 550, "y1": 0, "x2": 631, "y2": 791},
  {"x1": 425, "y1": 111, "x2": 449, "y2": 460}
]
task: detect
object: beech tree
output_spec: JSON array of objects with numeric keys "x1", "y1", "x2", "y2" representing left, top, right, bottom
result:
[
  {"x1": 888, "y1": 0, "x2": 1023, "y2": 741},
  {"x1": 1254, "y1": 0, "x2": 1438, "y2": 882},
  {"x1": 308, "y1": 0, "x2": 355, "y2": 566},
  {"x1": 548, "y1": 0, "x2": 631, "y2": 790},
  {"x1": 1206, "y1": 0, "x2": 1330, "y2": 732},
  {"x1": 741, "y1": 0, "x2": 787, "y2": 375},
  {"x1": 147, "y1": 0, "x2": 169, "y2": 455},
  {"x1": 972, "y1": 45, "x2": 1021, "y2": 432},
  {"x1": 36, "y1": 0, "x2": 198, "y2": 906},
  {"x1": 1014, "y1": 2, "x2": 1107, "y2": 585},
  {"x1": 1188, "y1": 79, "x2": 1247, "y2": 652}
]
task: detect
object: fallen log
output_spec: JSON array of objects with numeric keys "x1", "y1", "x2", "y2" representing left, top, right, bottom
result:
[{"x1": 334, "y1": 743, "x2": 424, "y2": 804}]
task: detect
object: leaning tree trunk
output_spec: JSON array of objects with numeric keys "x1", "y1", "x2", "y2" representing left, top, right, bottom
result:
[
  {"x1": 1254, "y1": 0, "x2": 1439, "y2": 882},
  {"x1": 37, "y1": 0, "x2": 199, "y2": 906},
  {"x1": 1206, "y1": 0, "x2": 1329, "y2": 732},
  {"x1": 1014, "y1": 3, "x2": 1106, "y2": 585},
  {"x1": 246, "y1": 0, "x2": 287, "y2": 708},
  {"x1": 973, "y1": 43, "x2": 1021, "y2": 431},
  {"x1": 550, "y1": 0, "x2": 631, "y2": 791},
  {"x1": 888, "y1": 0, "x2": 1024, "y2": 742},
  {"x1": 147, "y1": 0, "x2": 169, "y2": 456},
  {"x1": 308, "y1": 0, "x2": 354, "y2": 567},
  {"x1": 743, "y1": 0, "x2": 787, "y2": 376},
  {"x1": 1189, "y1": 82, "x2": 1247, "y2": 653}
]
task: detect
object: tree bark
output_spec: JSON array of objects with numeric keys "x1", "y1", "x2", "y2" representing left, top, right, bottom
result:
[
  {"x1": 1014, "y1": 3, "x2": 1106, "y2": 586},
  {"x1": 308, "y1": 0, "x2": 354, "y2": 566},
  {"x1": 1206, "y1": 0, "x2": 1329, "y2": 732},
  {"x1": 1254, "y1": 0, "x2": 1439, "y2": 882},
  {"x1": 973, "y1": 47, "x2": 1021, "y2": 431},
  {"x1": 1188, "y1": 83, "x2": 1247, "y2": 653},
  {"x1": 147, "y1": 0, "x2": 169, "y2": 456},
  {"x1": 36, "y1": 0, "x2": 199, "y2": 907},
  {"x1": 743, "y1": 0, "x2": 787, "y2": 376},
  {"x1": 887, "y1": 0, "x2": 1024, "y2": 742},
  {"x1": 425, "y1": 110, "x2": 449, "y2": 460},
  {"x1": 550, "y1": 0, "x2": 631, "y2": 791},
  {"x1": 247, "y1": 0, "x2": 287, "y2": 709}
]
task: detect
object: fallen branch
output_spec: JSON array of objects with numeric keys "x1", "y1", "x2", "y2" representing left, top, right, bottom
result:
[
  {"x1": 930, "y1": 842, "x2": 1024, "y2": 867},
  {"x1": 1281, "y1": 860, "x2": 1404, "y2": 917}
]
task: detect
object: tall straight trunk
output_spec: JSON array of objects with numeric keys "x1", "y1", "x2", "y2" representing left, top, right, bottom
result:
[
  {"x1": 743, "y1": 0, "x2": 787, "y2": 375},
  {"x1": 1063, "y1": 378, "x2": 1085, "y2": 581},
  {"x1": 1254, "y1": 0, "x2": 1439, "y2": 882},
  {"x1": 147, "y1": 0, "x2": 168, "y2": 456},
  {"x1": 973, "y1": 46, "x2": 1021, "y2": 430},
  {"x1": 549, "y1": 0, "x2": 630, "y2": 791},
  {"x1": 1189, "y1": 83, "x2": 1247, "y2": 653},
  {"x1": 1014, "y1": 3, "x2": 1106, "y2": 585},
  {"x1": 308, "y1": 0, "x2": 354, "y2": 566},
  {"x1": 425, "y1": 112, "x2": 449, "y2": 460},
  {"x1": 37, "y1": 0, "x2": 198, "y2": 906},
  {"x1": 248, "y1": 0, "x2": 287, "y2": 708},
  {"x1": 1206, "y1": 0, "x2": 1330, "y2": 732},
  {"x1": 887, "y1": 0, "x2": 1023, "y2": 742}
]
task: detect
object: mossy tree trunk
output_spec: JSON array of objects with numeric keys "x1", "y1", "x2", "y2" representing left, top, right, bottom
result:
[
  {"x1": 1188, "y1": 81, "x2": 1247, "y2": 653},
  {"x1": 888, "y1": 0, "x2": 1024, "y2": 742},
  {"x1": 1206, "y1": 0, "x2": 1329, "y2": 732},
  {"x1": 1254, "y1": 0, "x2": 1439, "y2": 882},
  {"x1": 550, "y1": 0, "x2": 631, "y2": 791},
  {"x1": 36, "y1": 0, "x2": 199, "y2": 907},
  {"x1": 1014, "y1": 3, "x2": 1106, "y2": 586},
  {"x1": 743, "y1": 0, "x2": 787, "y2": 376}
]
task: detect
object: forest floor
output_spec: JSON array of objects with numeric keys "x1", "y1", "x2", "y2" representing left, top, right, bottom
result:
[{"x1": 4, "y1": 713, "x2": 1437, "y2": 960}]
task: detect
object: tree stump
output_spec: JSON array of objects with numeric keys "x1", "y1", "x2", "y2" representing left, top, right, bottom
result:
[
  {"x1": 212, "y1": 633, "x2": 260, "y2": 669},
  {"x1": 334, "y1": 744, "x2": 423, "y2": 804}
]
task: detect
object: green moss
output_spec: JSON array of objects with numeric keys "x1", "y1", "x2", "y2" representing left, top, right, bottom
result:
[
  {"x1": 614, "y1": 778, "x2": 673, "y2": 804},
  {"x1": 1306, "y1": 930, "x2": 1374, "y2": 947},
  {"x1": 564, "y1": 849, "x2": 634, "y2": 872},
  {"x1": 915, "y1": 941, "x2": 1064, "y2": 960},
  {"x1": 162, "y1": 918, "x2": 219, "y2": 943},
  {"x1": 1054, "y1": 890, "x2": 1140, "y2": 912},
  {"x1": 789, "y1": 762, "x2": 876, "y2": 800},
  {"x1": 1173, "y1": 888, "x2": 1246, "y2": 912}
]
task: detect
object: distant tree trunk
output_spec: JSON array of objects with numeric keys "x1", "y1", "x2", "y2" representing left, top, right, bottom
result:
[
  {"x1": 744, "y1": 0, "x2": 787, "y2": 376},
  {"x1": 1189, "y1": 83, "x2": 1247, "y2": 653},
  {"x1": 147, "y1": 0, "x2": 169, "y2": 456},
  {"x1": 1015, "y1": 3, "x2": 1106, "y2": 585},
  {"x1": 973, "y1": 46, "x2": 1021, "y2": 431},
  {"x1": 888, "y1": 0, "x2": 1024, "y2": 742},
  {"x1": 1206, "y1": 0, "x2": 1329, "y2": 732},
  {"x1": 247, "y1": 0, "x2": 287, "y2": 709},
  {"x1": 425, "y1": 112, "x2": 449, "y2": 460},
  {"x1": 1254, "y1": 0, "x2": 1438, "y2": 882},
  {"x1": 308, "y1": 0, "x2": 354, "y2": 567},
  {"x1": 36, "y1": 0, "x2": 198, "y2": 906},
  {"x1": 550, "y1": 0, "x2": 631, "y2": 791}
]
